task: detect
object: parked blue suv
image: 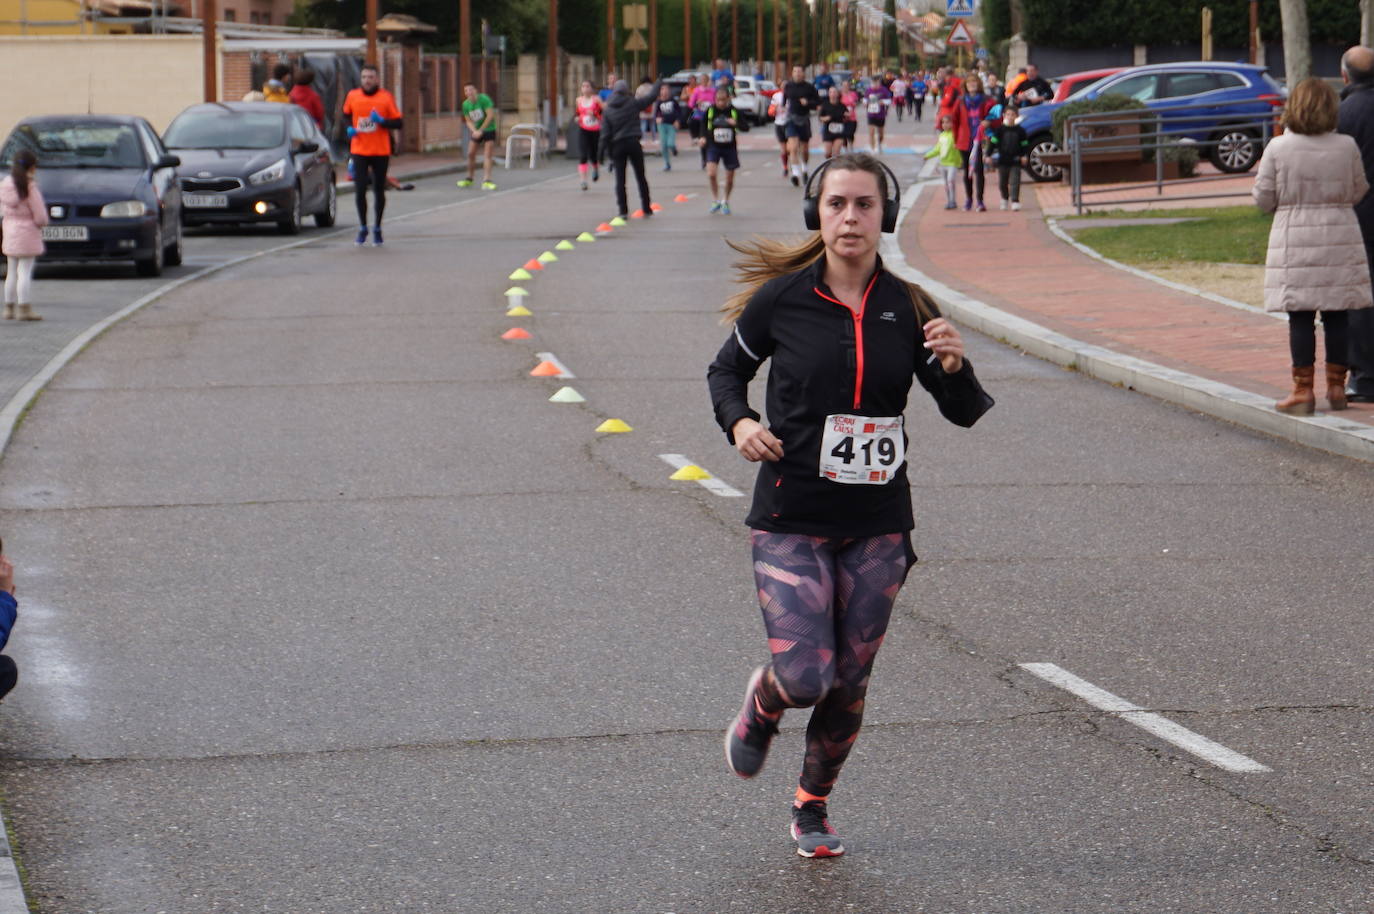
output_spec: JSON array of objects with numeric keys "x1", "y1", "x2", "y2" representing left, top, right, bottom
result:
[{"x1": 1018, "y1": 62, "x2": 1286, "y2": 182}]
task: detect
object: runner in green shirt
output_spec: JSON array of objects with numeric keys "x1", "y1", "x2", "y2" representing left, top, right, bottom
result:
[{"x1": 457, "y1": 85, "x2": 499, "y2": 190}]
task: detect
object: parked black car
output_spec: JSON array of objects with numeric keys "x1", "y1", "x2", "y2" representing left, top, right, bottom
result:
[
  {"x1": 163, "y1": 102, "x2": 336, "y2": 234},
  {"x1": 0, "y1": 115, "x2": 183, "y2": 276}
]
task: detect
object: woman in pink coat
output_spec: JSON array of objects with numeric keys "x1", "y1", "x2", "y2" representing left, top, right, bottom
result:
[
  {"x1": 1253, "y1": 78, "x2": 1372, "y2": 414},
  {"x1": 1, "y1": 149, "x2": 47, "y2": 321}
]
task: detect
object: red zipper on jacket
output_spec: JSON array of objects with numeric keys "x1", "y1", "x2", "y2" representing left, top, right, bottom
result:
[{"x1": 813, "y1": 270, "x2": 880, "y2": 410}]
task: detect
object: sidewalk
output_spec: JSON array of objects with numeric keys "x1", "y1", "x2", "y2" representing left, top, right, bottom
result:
[{"x1": 892, "y1": 174, "x2": 1374, "y2": 463}]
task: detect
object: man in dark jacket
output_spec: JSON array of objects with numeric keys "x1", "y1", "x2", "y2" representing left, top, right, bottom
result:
[
  {"x1": 602, "y1": 79, "x2": 662, "y2": 218},
  {"x1": 1338, "y1": 46, "x2": 1374, "y2": 401}
]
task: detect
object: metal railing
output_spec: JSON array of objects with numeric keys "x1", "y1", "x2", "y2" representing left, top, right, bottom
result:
[{"x1": 1063, "y1": 101, "x2": 1282, "y2": 214}]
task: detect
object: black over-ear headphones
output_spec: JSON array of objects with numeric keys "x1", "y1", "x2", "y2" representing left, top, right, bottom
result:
[{"x1": 802, "y1": 158, "x2": 902, "y2": 234}]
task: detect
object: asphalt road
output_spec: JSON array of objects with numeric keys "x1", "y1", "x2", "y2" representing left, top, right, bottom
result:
[{"x1": 0, "y1": 135, "x2": 1372, "y2": 913}]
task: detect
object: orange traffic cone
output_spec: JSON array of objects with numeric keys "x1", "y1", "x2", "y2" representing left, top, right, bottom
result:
[
  {"x1": 524, "y1": 259, "x2": 544, "y2": 271},
  {"x1": 502, "y1": 327, "x2": 532, "y2": 340},
  {"x1": 530, "y1": 360, "x2": 561, "y2": 376},
  {"x1": 650, "y1": 202, "x2": 664, "y2": 212},
  {"x1": 631, "y1": 210, "x2": 645, "y2": 219},
  {"x1": 673, "y1": 193, "x2": 689, "y2": 203},
  {"x1": 596, "y1": 222, "x2": 613, "y2": 232}
]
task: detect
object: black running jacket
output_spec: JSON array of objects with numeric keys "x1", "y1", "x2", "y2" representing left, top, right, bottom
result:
[{"x1": 707, "y1": 257, "x2": 994, "y2": 537}]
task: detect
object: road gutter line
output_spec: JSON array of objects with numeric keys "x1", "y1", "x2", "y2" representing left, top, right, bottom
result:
[
  {"x1": 0, "y1": 172, "x2": 567, "y2": 461},
  {"x1": 1020, "y1": 662, "x2": 1270, "y2": 773}
]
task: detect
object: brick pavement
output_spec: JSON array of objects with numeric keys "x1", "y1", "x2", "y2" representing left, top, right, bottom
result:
[{"x1": 896, "y1": 170, "x2": 1374, "y2": 454}]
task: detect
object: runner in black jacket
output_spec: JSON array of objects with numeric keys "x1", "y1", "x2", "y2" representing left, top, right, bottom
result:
[
  {"x1": 708, "y1": 153, "x2": 993, "y2": 858},
  {"x1": 601, "y1": 78, "x2": 662, "y2": 217}
]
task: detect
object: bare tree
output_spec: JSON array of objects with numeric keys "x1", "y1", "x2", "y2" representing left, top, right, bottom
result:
[{"x1": 1280, "y1": 0, "x2": 1311, "y2": 85}]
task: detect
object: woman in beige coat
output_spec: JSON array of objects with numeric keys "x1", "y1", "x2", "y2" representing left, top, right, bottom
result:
[{"x1": 1253, "y1": 77, "x2": 1372, "y2": 414}]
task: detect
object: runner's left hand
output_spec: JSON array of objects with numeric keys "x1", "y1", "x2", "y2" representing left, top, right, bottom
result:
[
  {"x1": 922, "y1": 318, "x2": 965, "y2": 374},
  {"x1": 369, "y1": 110, "x2": 385, "y2": 124}
]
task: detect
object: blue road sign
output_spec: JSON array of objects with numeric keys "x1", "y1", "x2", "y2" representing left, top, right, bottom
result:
[
  {"x1": 975, "y1": 47, "x2": 989, "y2": 58},
  {"x1": 947, "y1": 0, "x2": 975, "y2": 17}
]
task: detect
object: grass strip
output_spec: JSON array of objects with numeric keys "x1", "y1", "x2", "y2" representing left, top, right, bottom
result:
[{"x1": 1067, "y1": 206, "x2": 1273, "y2": 265}]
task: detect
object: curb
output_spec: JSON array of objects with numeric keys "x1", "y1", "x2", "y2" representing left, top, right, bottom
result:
[
  {"x1": 1043, "y1": 217, "x2": 1280, "y2": 323},
  {"x1": 881, "y1": 181, "x2": 1374, "y2": 465}
]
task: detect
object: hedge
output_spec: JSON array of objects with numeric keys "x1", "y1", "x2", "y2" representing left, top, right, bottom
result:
[{"x1": 1022, "y1": 0, "x2": 1359, "y2": 50}]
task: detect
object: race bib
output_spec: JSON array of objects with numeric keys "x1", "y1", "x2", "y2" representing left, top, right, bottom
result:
[
  {"x1": 581, "y1": 113, "x2": 599, "y2": 129},
  {"x1": 819, "y1": 414, "x2": 904, "y2": 485},
  {"x1": 713, "y1": 126, "x2": 735, "y2": 144},
  {"x1": 827, "y1": 121, "x2": 844, "y2": 135},
  {"x1": 867, "y1": 100, "x2": 883, "y2": 114},
  {"x1": 355, "y1": 119, "x2": 378, "y2": 134},
  {"x1": 468, "y1": 109, "x2": 486, "y2": 127}
]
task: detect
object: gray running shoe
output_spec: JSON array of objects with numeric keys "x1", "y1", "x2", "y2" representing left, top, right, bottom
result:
[
  {"x1": 724, "y1": 666, "x2": 778, "y2": 778},
  {"x1": 790, "y1": 800, "x2": 845, "y2": 858}
]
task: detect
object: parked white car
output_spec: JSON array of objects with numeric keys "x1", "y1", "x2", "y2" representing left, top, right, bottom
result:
[{"x1": 732, "y1": 76, "x2": 778, "y2": 125}]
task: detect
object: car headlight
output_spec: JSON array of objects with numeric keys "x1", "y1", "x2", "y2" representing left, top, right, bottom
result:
[
  {"x1": 100, "y1": 200, "x2": 147, "y2": 218},
  {"x1": 248, "y1": 158, "x2": 288, "y2": 186}
]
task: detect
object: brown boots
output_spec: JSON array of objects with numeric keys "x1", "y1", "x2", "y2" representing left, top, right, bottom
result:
[
  {"x1": 1326, "y1": 363, "x2": 1349, "y2": 411},
  {"x1": 1275, "y1": 366, "x2": 1316, "y2": 415},
  {"x1": 1275, "y1": 364, "x2": 1348, "y2": 414},
  {"x1": 2, "y1": 304, "x2": 40, "y2": 321}
]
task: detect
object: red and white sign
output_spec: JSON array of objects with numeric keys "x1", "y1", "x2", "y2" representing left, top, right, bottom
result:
[{"x1": 947, "y1": 20, "x2": 974, "y2": 45}]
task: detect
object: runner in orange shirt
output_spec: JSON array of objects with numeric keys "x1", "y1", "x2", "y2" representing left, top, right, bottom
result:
[{"x1": 342, "y1": 64, "x2": 403, "y2": 246}]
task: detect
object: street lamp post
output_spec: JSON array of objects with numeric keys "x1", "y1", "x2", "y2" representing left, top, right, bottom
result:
[{"x1": 684, "y1": 0, "x2": 692, "y2": 71}]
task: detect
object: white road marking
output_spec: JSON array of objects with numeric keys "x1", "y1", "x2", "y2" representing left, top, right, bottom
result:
[
  {"x1": 1019, "y1": 663, "x2": 1270, "y2": 773},
  {"x1": 658, "y1": 453, "x2": 745, "y2": 497},
  {"x1": 534, "y1": 351, "x2": 575, "y2": 379}
]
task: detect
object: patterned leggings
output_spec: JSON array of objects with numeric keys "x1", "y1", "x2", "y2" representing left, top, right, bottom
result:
[{"x1": 750, "y1": 530, "x2": 910, "y2": 797}]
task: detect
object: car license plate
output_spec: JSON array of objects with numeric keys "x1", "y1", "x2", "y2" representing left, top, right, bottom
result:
[
  {"x1": 41, "y1": 225, "x2": 89, "y2": 242},
  {"x1": 184, "y1": 194, "x2": 228, "y2": 208}
]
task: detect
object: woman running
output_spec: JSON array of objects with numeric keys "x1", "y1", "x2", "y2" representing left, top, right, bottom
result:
[
  {"x1": 688, "y1": 75, "x2": 717, "y2": 170},
  {"x1": 707, "y1": 153, "x2": 994, "y2": 858},
  {"x1": 839, "y1": 79, "x2": 860, "y2": 152},
  {"x1": 702, "y1": 87, "x2": 742, "y2": 214},
  {"x1": 771, "y1": 90, "x2": 792, "y2": 178},
  {"x1": 864, "y1": 80, "x2": 892, "y2": 153},
  {"x1": 574, "y1": 81, "x2": 603, "y2": 190},
  {"x1": 818, "y1": 86, "x2": 847, "y2": 160}
]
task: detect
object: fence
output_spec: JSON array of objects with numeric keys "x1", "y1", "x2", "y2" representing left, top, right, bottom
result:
[{"x1": 1061, "y1": 101, "x2": 1283, "y2": 214}]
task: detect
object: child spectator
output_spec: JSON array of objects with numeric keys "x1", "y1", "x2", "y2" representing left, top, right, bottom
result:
[
  {"x1": 925, "y1": 114, "x2": 963, "y2": 209},
  {"x1": 990, "y1": 105, "x2": 1029, "y2": 211}
]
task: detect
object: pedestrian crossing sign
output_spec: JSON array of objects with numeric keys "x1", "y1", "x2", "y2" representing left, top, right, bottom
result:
[
  {"x1": 947, "y1": 0, "x2": 974, "y2": 17},
  {"x1": 947, "y1": 20, "x2": 974, "y2": 45}
]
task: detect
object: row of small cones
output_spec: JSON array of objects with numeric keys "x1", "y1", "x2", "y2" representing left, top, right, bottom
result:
[{"x1": 503, "y1": 194, "x2": 717, "y2": 479}]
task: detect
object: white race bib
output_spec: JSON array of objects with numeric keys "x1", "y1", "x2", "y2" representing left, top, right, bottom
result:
[
  {"x1": 581, "y1": 113, "x2": 599, "y2": 129},
  {"x1": 827, "y1": 121, "x2": 844, "y2": 135},
  {"x1": 713, "y1": 126, "x2": 735, "y2": 144},
  {"x1": 818, "y1": 414, "x2": 904, "y2": 485},
  {"x1": 867, "y1": 100, "x2": 883, "y2": 114}
]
